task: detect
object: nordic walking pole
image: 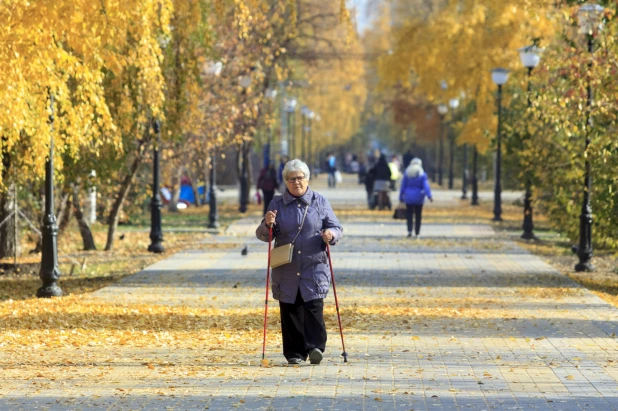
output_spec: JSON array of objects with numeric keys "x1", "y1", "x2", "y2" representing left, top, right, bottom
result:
[
  {"x1": 261, "y1": 226, "x2": 273, "y2": 361},
  {"x1": 326, "y1": 242, "x2": 348, "y2": 363}
]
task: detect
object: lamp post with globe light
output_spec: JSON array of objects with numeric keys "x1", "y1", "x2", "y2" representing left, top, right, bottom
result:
[
  {"x1": 518, "y1": 45, "x2": 542, "y2": 239},
  {"x1": 491, "y1": 68, "x2": 509, "y2": 221},
  {"x1": 37, "y1": 94, "x2": 63, "y2": 298},
  {"x1": 205, "y1": 61, "x2": 223, "y2": 228},
  {"x1": 575, "y1": 3, "x2": 605, "y2": 272},
  {"x1": 307, "y1": 111, "x2": 317, "y2": 175},
  {"x1": 301, "y1": 105, "x2": 309, "y2": 160},
  {"x1": 264, "y1": 88, "x2": 278, "y2": 168},
  {"x1": 147, "y1": 119, "x2": 165, "y2": 253},
  {"x1": 286, "y1": 98, "x2": 297, "y2": 158}
]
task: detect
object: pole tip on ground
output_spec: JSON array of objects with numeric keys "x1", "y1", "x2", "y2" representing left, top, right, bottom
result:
[{"x1": 260, "y1": 359, "x2": 270, "y2": 367}]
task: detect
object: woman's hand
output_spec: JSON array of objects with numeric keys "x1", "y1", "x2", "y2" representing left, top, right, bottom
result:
[
  {"x1": 321, "y1": 229, "x2": 334, "y2": 243},
  {"x1": 265, "y1": 210, "x2": 277, "y2": 227}
]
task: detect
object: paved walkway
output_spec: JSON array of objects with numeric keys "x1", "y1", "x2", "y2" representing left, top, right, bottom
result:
[{"x1": 3, "y1": 180, "x2": 618, "y2": 410}]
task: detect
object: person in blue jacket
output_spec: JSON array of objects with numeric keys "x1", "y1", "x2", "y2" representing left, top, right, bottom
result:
[{"x1": 399, "y1": 158, "x2": 433, "y2": 238}]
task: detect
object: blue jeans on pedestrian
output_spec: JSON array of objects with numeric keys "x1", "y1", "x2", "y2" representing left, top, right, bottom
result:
[{"x1": 328, "y1": 172, "x2": 336, "y2": 188}]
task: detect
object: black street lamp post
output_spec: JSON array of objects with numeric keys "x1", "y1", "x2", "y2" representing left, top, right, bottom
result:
[
  {"x1": 208, "y1": 148, "x2": 219, "y2": 229},
  {"x1": 265, "y1": 88, "x2": 277, "y2": 166},
  {"x1": 448, "y1": 98, "x2": 459, "y2": 190},
  {"x1": 301, "y1": 106, "x2": 316, "y2": 173},
  {"x1": 437, "y1": 104, "x2": 448, "y2": 187},
  {"x1": 239, "y1": 139, "x2": 249, "y2": 213},
  {"x1": 491, "y1": 68, "x2": 509, "y2": 221},
  {"x1": 285, "y1": 98, "x2": 297, "y2": 158},
  {"x1": 238, "y1": 74, "x2": 253, "y2": 214},
  {"x1": 575, "y1": 35, "x2": 595, "y2": 271},
  {"x1": 471, "y1": 146, "x2": 479, "y2": 206},
  {"x1": 448, "y1": 135, "x2": 455, "y2": 189},
  {"x1": 438, "y1": 137, "x2": 444, "y2": 186},
  {"x1": 575, "y1": 3, "x2": 603, "y2": 272},
  {"x1": 37, "y1": 94, "x2": 62, "y2": 298},
  {"x1": 307, "y1": 113, "x2": 315, "y2": 174},
  {"x1": 431, "y1": 141, "x2": 438, "y2": 183},
  {"x1": 307, "y1": 116, "x2": 313, "y2": 172},
  {"x1": 287, "y1": 110, "x2": 293, "y2": 158},
  {"x1": 518, "y1": 45, "x2": 542, "y2": 240},
  {"x1": 301, "y1": 106, "x2": 307, "y2": 160},
  {"x1": 148, "y1": 120, "x2": 164, "y2": 253}
]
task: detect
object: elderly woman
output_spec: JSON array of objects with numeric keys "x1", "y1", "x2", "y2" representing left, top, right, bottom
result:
[
  {"x1": 399, "y1": 157, "x2": 433, "y2": 238},
  {"x1": 256, "y1": 159, "x2": 343, "y2": 365}
]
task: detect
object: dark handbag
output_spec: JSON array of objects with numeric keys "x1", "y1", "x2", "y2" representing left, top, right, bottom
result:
[{"x1": 393, "y1": 203, "x2": 406, "y2": 220}]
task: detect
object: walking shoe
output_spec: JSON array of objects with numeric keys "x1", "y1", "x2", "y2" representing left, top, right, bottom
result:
[
  {"x1": 407, "y1": 232, "x2": 412, "y2": 238},
  {"x1": 415, "y1": 234, "x2": 421, "y2": 240},
  {"x1": 308, "y1": 348, "x2": 323, "y2": 365},
  {"x1": 287, "y1": 358, "x2": 303, "y2": 365}
]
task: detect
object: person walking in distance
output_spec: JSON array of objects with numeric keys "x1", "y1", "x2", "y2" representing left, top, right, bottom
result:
[
  {"x1": 256, "y1": 159, "x2": 343, "y2": 365},
  {"x1": 388, "y1": 155, "x2": 401, "y2": 192},
  {"x1": 325, "y1": 154, "x2": 337, "y2": 188},
  {"x1": 399, "y1": 158, "x2": 433, "y2": 238},
  {"x1": 372, "y1": 153, "x2": 392, "y2": 210},
  {"x1": 257, "y1": 161, "x2": 279, "y2": 216}
]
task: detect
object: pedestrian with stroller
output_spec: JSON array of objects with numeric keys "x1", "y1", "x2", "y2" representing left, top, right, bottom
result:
[
  {"x1": 256, "y1": 159, "x2": 343, "y2": 365},
  {"x1": 399, "y1": 158, "x2": 433, "y2": 238}
]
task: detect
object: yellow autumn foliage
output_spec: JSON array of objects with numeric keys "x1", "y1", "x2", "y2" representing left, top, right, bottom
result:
[
  {"x1": 0, "y1": 0, "x2": 172, "y2": 184},
  {"x1": 379, "y1": 0, "x2": 555, "y2": 152}
]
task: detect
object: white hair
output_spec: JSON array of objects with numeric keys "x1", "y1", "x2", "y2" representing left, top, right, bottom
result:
[
  {"x1": 406, "y1": 158, "x2": 425, "y2": 178},
  {"x1": 282, "y1": 159, "x2": 310, "y2": 181}
]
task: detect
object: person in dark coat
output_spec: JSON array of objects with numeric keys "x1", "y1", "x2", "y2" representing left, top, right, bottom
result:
[
  {"x1": 399, "y1": 158, "x2": 433, "y2": 238},
  {"x1": 403, "y1": 150, "x2": 414, "y2": 170},
  {"x1": 372, "y1": 154, "x2": 392, "y2": 210},
  {"x1": 256, "y1": 159, "x2": 343, "y2": 365},
  {"x1": 257, "y1": 161, "x2": 279, "y2": 215}
]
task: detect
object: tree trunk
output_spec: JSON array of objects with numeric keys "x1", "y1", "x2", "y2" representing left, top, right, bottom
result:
[
  {"x1": 105, "y1": 146, "x2": 146, "y2": 251},
  {"x1": 0, "y1": 183, "x2": 19, "y2": 259},
  {"x1": 168, "y1": 168, "x2": 182, "y2": 212},
  {"x1": 246, "y1": 141, "x2": 254, "y2": 194},
  {"x1": 56, "y1": 188, "x2": 72, "y2": 233},
  {"x1": 72, "y1": 183, "x2": 96, "y2": 251},
  {"x1": 236, "y1": 142, "x2": 253, "y2": 209},
  {"x1": 186, "y1": 168, "x2": 201, "y2": 207}
]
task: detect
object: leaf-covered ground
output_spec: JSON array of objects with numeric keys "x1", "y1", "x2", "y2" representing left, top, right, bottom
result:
[{"x1": 2, "y1": 193, "x2": 618, "y2": 409}]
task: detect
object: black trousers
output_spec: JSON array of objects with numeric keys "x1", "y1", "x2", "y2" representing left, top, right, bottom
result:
[
  {"x1": 262, "y1": 190, "x2": 275, "y2": 215},
  {"x1": 279, "y1": 289, "x2": 327, "y2": 360},
  {"x1": 406, "y1": 204, "x2": 423, "y2": 235}
]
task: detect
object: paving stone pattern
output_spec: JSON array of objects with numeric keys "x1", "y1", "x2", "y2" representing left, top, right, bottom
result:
[{"x1": 3, "y1": 187, "x2": 618, "y2": 410}]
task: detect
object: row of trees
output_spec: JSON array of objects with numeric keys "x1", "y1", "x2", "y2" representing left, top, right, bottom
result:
[
  {"x1": 0, "y1": 0, "x2": 367, "y2": 257},
  {"x1": 375, "y1": 0, "x2": 618, "y2": 249}
]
